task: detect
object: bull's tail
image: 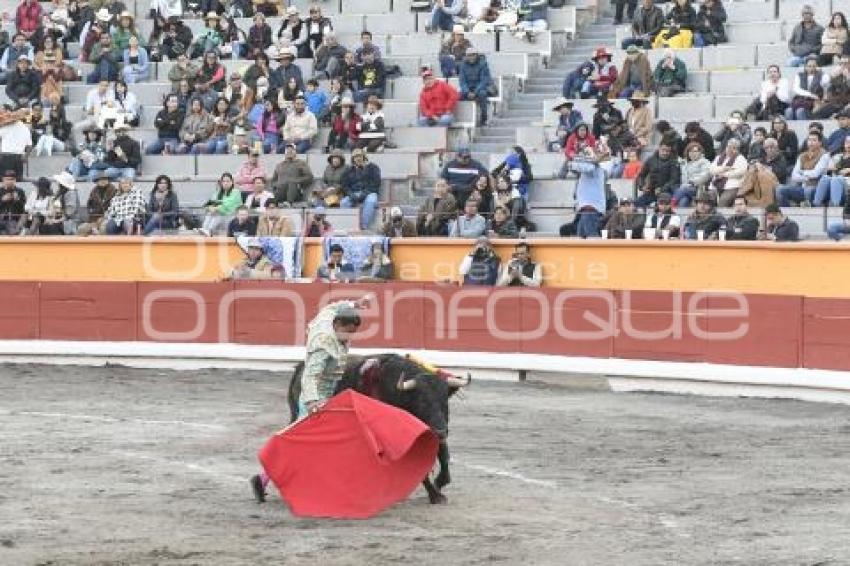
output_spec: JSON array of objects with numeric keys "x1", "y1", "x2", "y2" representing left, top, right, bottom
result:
[{"x1": 287, "y1": 361, "x2": 305, "y2": 424}]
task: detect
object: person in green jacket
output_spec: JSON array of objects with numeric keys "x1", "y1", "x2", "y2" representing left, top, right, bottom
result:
[
  {"x1": 200, "y1": 172, "x2": 244, "y2": 236},
  {"x1": 653, "y1": 49, "x2": 688, "y2": 97},
  {"x1": 111, "y1": 11, "x2": 145, "y2": 52}
]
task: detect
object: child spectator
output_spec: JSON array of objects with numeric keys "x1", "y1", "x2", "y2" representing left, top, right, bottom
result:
[
  {"x1": 356, "y1": 96, "x2": 385, "y2": 153},
  {"x1": 304, "y1": 78, "x2": 329, "y2": 123}
]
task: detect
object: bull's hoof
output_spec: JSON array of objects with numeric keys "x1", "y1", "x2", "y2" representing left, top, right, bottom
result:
[{"x1": 429, "y1": 492, "x2": 448, "y2": 505}]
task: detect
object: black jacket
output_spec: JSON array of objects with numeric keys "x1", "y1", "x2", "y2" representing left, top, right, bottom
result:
[
  {"x1": 162, "y1": 26, "x2": 193, "y2": 60},
  {"x1": 681, "y1": 128, "x2": 716, "y2": 162},
  {"x1": 5, "y1": 68, "x2": 40, "y2": 101},
  {"x1": 0, "y1": 186, "x2": 25, "y2": 216},
  {"x1": 106, "y1": 135, "x2": 142, "y2": 169},
  {"x1": 636, "y1": 153, "x2": 681, "y2": 194},
  {"x1": 770, "y1": 217, "x2": 799, "y2": 241},
  {"x1": 355, "y1": 61, "x2": 387, "y2": 92},
  {"x1": 725, "y1": 213, "x2": 760, "y2": 240},
  {"x1": 154, "y1": 108, "x2": 184, "y2": 139},
  {"x1": 762, "y1": 153, "x2": 790, "y2": 184}
]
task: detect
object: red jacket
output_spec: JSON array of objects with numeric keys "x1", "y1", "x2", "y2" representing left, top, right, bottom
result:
[
  {"x1": 332, "y1": 112, "x2": 362, "y2": 142},
  {"x1": 419, "y1": 80, "x2": 459, "y2": 118},
  {"x1": 565, "y1": 131, "x2": 597, "y2": 160},
  {"x1": 593, "y1": 62, "x2": 618, "y2": 92},
  {"x1": 15, "y1": 0, "x2": 42, "y2": 34}
]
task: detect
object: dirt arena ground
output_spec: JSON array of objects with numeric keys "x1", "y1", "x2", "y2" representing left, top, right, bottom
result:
[{"x1": 2, "y1": 364, "x2": 850, "y2": 566}]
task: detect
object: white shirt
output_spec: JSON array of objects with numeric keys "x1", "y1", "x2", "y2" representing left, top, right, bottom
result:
[{"x1": 0, "y1": 121, "x2": 32, "y2": 153}]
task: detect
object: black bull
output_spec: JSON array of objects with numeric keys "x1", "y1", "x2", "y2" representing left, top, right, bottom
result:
[{"x1": 287, "y1": 353, "x2": 470, "y2": 504}]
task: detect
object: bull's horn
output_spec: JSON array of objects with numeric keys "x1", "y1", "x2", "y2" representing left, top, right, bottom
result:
[
  {"x1": 396, "y1": 372, "x2": 417, "y2": 391},
  {"x1": 446, "y1": 373, "x2": 471, "y2": 388}
]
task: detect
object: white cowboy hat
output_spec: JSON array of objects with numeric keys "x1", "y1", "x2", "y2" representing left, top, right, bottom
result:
[{"x1": 52, "y1": 171, "x2": 76, "y2": 190}]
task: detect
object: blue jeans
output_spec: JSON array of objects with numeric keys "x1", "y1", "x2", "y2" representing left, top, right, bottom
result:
[
  {"x1": 418, "y1": 113, "x2": 453, "y2": 127},
  {"x1": 635, "y1": 191, "x2": 657, "y2": 207},
  {"x1": 430, "y1": 7, "x2": 455, "y2": 31},
  {"x1": 813, "y1": 175, "x2": 846, "y2": 206},
  {"x1": 105, "y1": 218, "x2": 136, "y2": 234},
  {"x1": 562, "y1": 71, "x2": 585, "y2": 98},
  {"x1": 621, "y1": 37, "x2": 649, "y2": 50},
  {"x1": 145, "y1": 137, "x2": 179, "y2": 155},
  {"x1": 618, "y1": 84, "x2": 643, "y2": 99},
  {"x1": 785, "y1": 106, "x2": 811, "y2": 120},
  {"x1": 262, "y1": 132, "x2": 281, "y2": 154},
  {"x1": 281, "y1": 139, "x2": 311, "y2": 154},
  {"x1": 67, "y1": 157, "x2": 91, "y2": 179},
  {"x1": 101, "y1": 167, "x2": 137, "y2": 181},
  {"x1": 576, "y1": 210, "x2": 601, "y2": 238},
  {"x1": 776, "y1": 184, "x2": 814, "y2": 206},
  {"x1": 353, "y1": 87, "x2": 384, "y2": 103},
  {"x1": 143, "y1": 213, "x2": 176, "y2": 234},
  {"x1": 341, "y1": 192, "x2": 378, "y2": 230},
  {"x1": 693, "y1": 33, "x2": 705, "y2": 47},
  {"x1": 672, "y1": 184, "x2": 697, "y2": 207},
  {"x1": 86, "y1": 60, "x2": 119, "y2": 84},
  {"x1": 788, "y1": 55, "x2": 809, "y2": 67},
  {"x1": 200, "y1": 135, "x2": 229, "y2": 155},
  {"x1": 440, "y1": 55, "x2": 458, "y2": 77},
  {"x1": 828, "y1": 220, "x2": 850, "y2": 240}
]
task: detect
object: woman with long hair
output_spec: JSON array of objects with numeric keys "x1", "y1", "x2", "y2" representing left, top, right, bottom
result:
[
  {"x1": 769, "y1": 115, "x2": 800, "y2": 165},
  {"x1": 114, "y1": 79, "x2": 140, "y2": 126},
  {"x1": 494, "y1": 145, "x2": 533, "y2": 197},
  {"x1": 144, "y1": 175, "x2": 180, "y2": 234},
  {"x1": 177, "y1": 97, "x2": 213, "y2": 154},
  {"x1": 200, "y1": 172, "x2": 244, "y2": 236},
  {"x1": 468, "y1": 173, "x2": 494, "y2": 218},
  {"x1": 34, "y1": 33, "x2": 67, "y2": 105},
  {"x1": 112, "y1": 11, "x2": 143, "y2": 52},
  {"x1": 820, "y1": 12, "x2": 849, "y2": 66},
  {"x1": 255, "y1": 97, "x2": 285, "y2": 154},
  {"x1": 122, "y1": 35, "x2": 150, "y2": 83},
  {"x1": 34, "y1": 102, "x2": 72, "y2": 156}
]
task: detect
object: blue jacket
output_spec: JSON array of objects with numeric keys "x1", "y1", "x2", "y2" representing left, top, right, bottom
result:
[
  {"x1": 440, "y1": 157, "x2": 488, "y2": 198},
  {"x1": 459, "y1": 55, "x2": 492, "y2": 98},
  {"x1": 559, "y1": 109, "x2": 584, "y2": 133},
  {"x1": 122, "y1": 46, "x2": 150, "y2": 76},
  {"x1": 520, "y1": 0, "x2": 548, "y2": 21},
  {"x1": 304, "y1": 90, "x2": 328, "y2": 116},
  {"x1": 826, "y1": 127, "x2": 850, "y2": 154},
  {"x1": 270, "y1": 62, "x2": 304, "y2": 92},
  {"x1": 571, "y1": 159, "x2": 607, "y2": 213}
]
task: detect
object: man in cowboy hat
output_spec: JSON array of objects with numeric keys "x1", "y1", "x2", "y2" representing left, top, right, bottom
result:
[
  {"x1": 586, "y1": 46, "x2": 618, "y2": 98},
  {"x1": 625, "y1": 91, "x2": 653, "y2": 148},
  {"x1": 0, "y1": 32, "x2": 33, "y2": 85},
  {"x1": 551, "y1": 99, "x2": 584, "y2": 151},
  {"x1": 610, "y1": 44, "x2": 653, "y2": 99},
  {"x1": 188, "y1": 12, "x2": 222, "y2": 58},
  {"x1": 270, "y1": 45, "x2": 304, "y2": 92},
  {"x1": 79, "y1": 9, "x2": 112, "y2": 64},
  {"x1": 231, "y1": 239, "x2": 277, "y2": 280},
  {"x1": 458, "y1": 46, "x2": 492, "y2": 126},
  {"x1": 102, "y1": 121, "x2": 141, "y2": 181},
  {"x1": 4, "y1": 54, "x2": 39, "y2": 108},
  {"x1": 591, "y1": 95, "x2": 624, "y2": 138}
]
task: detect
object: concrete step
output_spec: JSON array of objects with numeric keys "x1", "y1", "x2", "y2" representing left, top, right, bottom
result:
[{"x1": 470, "y1": 142, "x2": 515, "y2": 153}]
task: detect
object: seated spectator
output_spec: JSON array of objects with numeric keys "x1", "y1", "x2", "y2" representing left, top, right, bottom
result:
[
  {"x1": 110, "y1": 81, "x2": 139, "y2": 128},
  {"x1": 606, "y1": 119, "x2": 640, "y2": 167},
  {"x1": 243, "y1": 176, "x2": 274, "y2": 211},
  {"x1": 614, "y1": 0, "x2": 638, "y2": 26},
  {"x1": 788, "y1": 5, "x2": 824, "y2": 67},
  {"x1": 112, "y1": 11, "x2": 143, "y2": 52},
  {"x1": 381, "y1": 206, "x2": 416, "y2": 237},
  {"x1": 256, "y1": 0, "x2": 282, "y2": 18},
  {"x1": 5, "y1": 55, "x2": 40, "y2": 109},
  {"x1": 270, "y1": 46, "x2": 304, "y2": 93},
  {"x1": 418, "y1": 69, "x2": 459, "y2": 127},
  {"x1": 78, "y1": 171, "x2": 116, "y2": 234},
  {"x1": 270, "y1": 143, "x2": 314, "y2": 204},
  {"x1": 358, "y1": 241, "x2": 394, "y2": 282},
  {"x1": 355, "y1": 96, "x2": 385, "y2": 153},
  {"x1": 302, "y1": 5, "x2": 333, "y2": 59},
  {"x1": 814, "y1": 136, "x2": 850, "y2": 207},
  {"x1": 429, "y1": 0, "x2": 465, "y2": 33},
  {"x1": 102, "y1": 123, "x2": 141, "y2": 180},
  {"x1": 610, "y1": 46, "x2": 653, "y2": 100},
  {"x1": 32, "y1": 103, "x2": 71, "y2": 157},
  {"x1": 245, "y1": 13, "x2": 273, "y2": 60},
  {"x1": 417, "y1": 178, "x2": 458, "y2": 237},
  {"x1": 146, "y1": 94, "x2": 183, "y2": 155},
  {"x1": 497, "y1": 242, "x2": 541, "y2": 287},
  {"x1": 122, "y1": 35, "x2": 150, "y2": 84},
  {"x1": 20, "y1": 177, "x2": 52, "y2": 235},
  {"x1": 694, "y1": 0, "x2": 727, "y2": 47},
  {"x1": 625, "y1": 93, "x2": 653, "y2": 150},
  {"x1": 257, "y1": 198, "x2": 294, "y2": 236},
  {"x1": 551, "y1": 99, "x2": 584, "y2": 151},
  {"x1": 763, "y1": 203, "x2": 799, "y2": 241},
  {"x1": 725, "y1": 197, "x2": 760, "y2": 240},
  {"x1": 79, "y1": 12, "x2": 108, "y2": 64},
  {"x1": 569, "y1": 147, "x2": 607, "y2": 238},
  {"x1": 0, "y1": 33, "x2": 33, "y2": 85},
  {"x1": 654, "y1": 0, "x2": 696, "y2": 49},
  {"x1": 104, "y1": 176, "x2": 146, "y2": 235},
  {"x1": 231, "y1": 240, "x2": 276, "y2": 279},
  {"x1": 787, "y1": 55, "x2": 829, "y2": 120},
  {"x1": 16, "y1": 0, "x2": 42, "y2": 40},
  {"x1": 253, "y1": 98, "x2": 285, "y2": 154},
  {"x1": 746, "y1": 65, "x2": 791, "y2": 121},
  {"x1": 195, "y1": 50, "x2": 227, "y2": 111},
  {"x1": 86, "y1": 33, "x2": 121, "y2": 84},
  {"x1": 276, "y1": 6, "x2": 305, "y2": 50},
  {"x1": 768, "y1": 116, "x2": 799, "y2": 165},
  {"x1": 143, "y1": 175, "x2": 179, "y2": 235},
  {"x1": 303, "y1": 206, "x2": 333, "y2": 237},
  {"x1": 708, "y1": 138, "x2": 748, "y2": 207},
  {"x1": 776, "y1": 131, "x2": 830, "y2": 206},
  {"x1": 341, "y1": 148, "x2": 381, "y2": 230},
  {"x1": 469, "y1": 174, "x2": 494, "y2": 218},
  {"x1": 355, "y1": 31, "x2": 382, "y2": 64},
  {"x1": 656, "y1": 120, "x2": 684, "y2": 156},
  {"x1": 235, "y1": 148, "x2": 268, "y2": 194},
  {"x1": 827, "y1": 198, "x2": 850, "y2": 240},
  {"x1": 459, "y1": 48, "x2": 492, "y2": 126},
  {"x1": 313, "y1": 33, "x2": 346, "y2": 81},
  {"x1": 673, "y1": 142, "x2": 712, "y2": 206},
  {"x1": 441, "y1": 146, "x2": 488, "y2": 207},
  {"x1": 161, "y1": 17, "x2": 194, "y2": 61},
  {"x1": 487, "y1": 205, "x2": 519, "y2": 238},
  {"x1": 277, "y1": 76, "x2": 304, "y2": 113},
  {"x1": 714, "y1": 111, "x2": 752, "y2": 155},
  {"x1": 682, "y1": 194, "x2": 726, "y2": 239},
  {"x1": 605, "y1": 197, "x2": 645, "y2": 238},
  {"x1": 451, "y1": 199, "x2": 487, "y2": 238},
  {"x1": 592, "y1": 95, "x2": 624, "y2": 138},
  {"x1": 559, "y1": 123, "x2": 597, "y2": 178},
  {"x1": 228, "y1": 206, "x2": 258, "y2": 237},
  {"x1": 621, "y1": 0, "x2": 663, "y2": 50},
  {"x1": 353, "y1": 48, "x2": 386, "y2": 103},
  {"x1": 167, "y1": 53, "x2": 199, "y2": 92},
  {"x1": 177, "y1": 97, "x2": 214, "y2": 155},
  {"x1": 680, "y1": 121, "x2": 715, "y2": 162},
  {"x1": 189, "y1": 12, "x2": 222, "y2": 59},
  {"x1": 217, "y1": 16, "x2": 245, "y2": 61},
  {"x1": 316, "y1": 149, "x2": 348, "y2": 206},
  {"x1": 493, "y1": 146, "x2": 533, "y2": 198},
  {"x1": 653, "y1": 50, "x2": 687, "y2": 98},
  {"x1": 0, "y1": 169, "x2": 25, "y2": 235},
  {"x1": 492, "y1": 175, "x2": 529, "y2": 229},
  {"x1": 304, "y1": 78, "x2": 329, "y2": 123},
  {"x1": 819, "y1": 12, "x2": 848, "y2": 66},
  {"x1": 644, "y1": 194, "x2": 681, "y2": 238},
  {"x1": 586, "y1": 47, "x2": 618, "y2": 99},
  {"x1": 517, "y1": 0, "x2": 549, "y2": 35},
  {"x1": 282, "y1": 96, "x2": 318, "y2": 154},
  {"x1": 816, "y1": 71, "x2": 850, "y2": 119},
  {"x1": 634, "y1": 140, "x2": 681, "y2": 207},
  {"x1": 67, "y1": 126, "x2": 106, "y2": 180},
  {"x1": 200, "y1": 172, "x2": 243, "y2": 236},
  {"x1": 439, "y1": 25, "x2": 471, "y2": 77},
  {"x1": 316, "y1": 243, "x2": 356, "y2": 282},
  {"x1": 459, "y1": 236, "x2": 500, "y2": 286},
  {"x1": 562, "y1": 59, "x2": 595, "y2": 100},
  {"x1": 738, "y1": 137, "x2": 787, "y2": 206},
  {"x1": 748, "y1": 127, "x2": 768, "y2": 161}
]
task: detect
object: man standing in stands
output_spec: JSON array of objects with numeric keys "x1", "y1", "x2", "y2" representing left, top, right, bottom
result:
[
  {"x1": 440, "y1": 147, "x2": 487, "y2": 207},
  {"x1": 270, "y1": 142, "x2": 314, "y2": 205},
  {"x1": 571, "y1": 146, "x2": 607, "y2": 238},
  {"x1": 418, "y1": 69, "x2": 459, "y2": 127},
  {"x1": 725, "y1": 197, "x2": 760, "y2": 241},
  {"x1": 459, "y1": 47, "x2": 491, "y2": 127}
]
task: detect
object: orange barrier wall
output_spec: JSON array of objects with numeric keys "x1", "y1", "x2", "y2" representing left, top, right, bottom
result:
[
  {"x1": 2, "y1": 237, "x2": 850, "y2": 298},
  {"x1": 2, "y1": 280, "x2": 849, "y2": 372}
]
